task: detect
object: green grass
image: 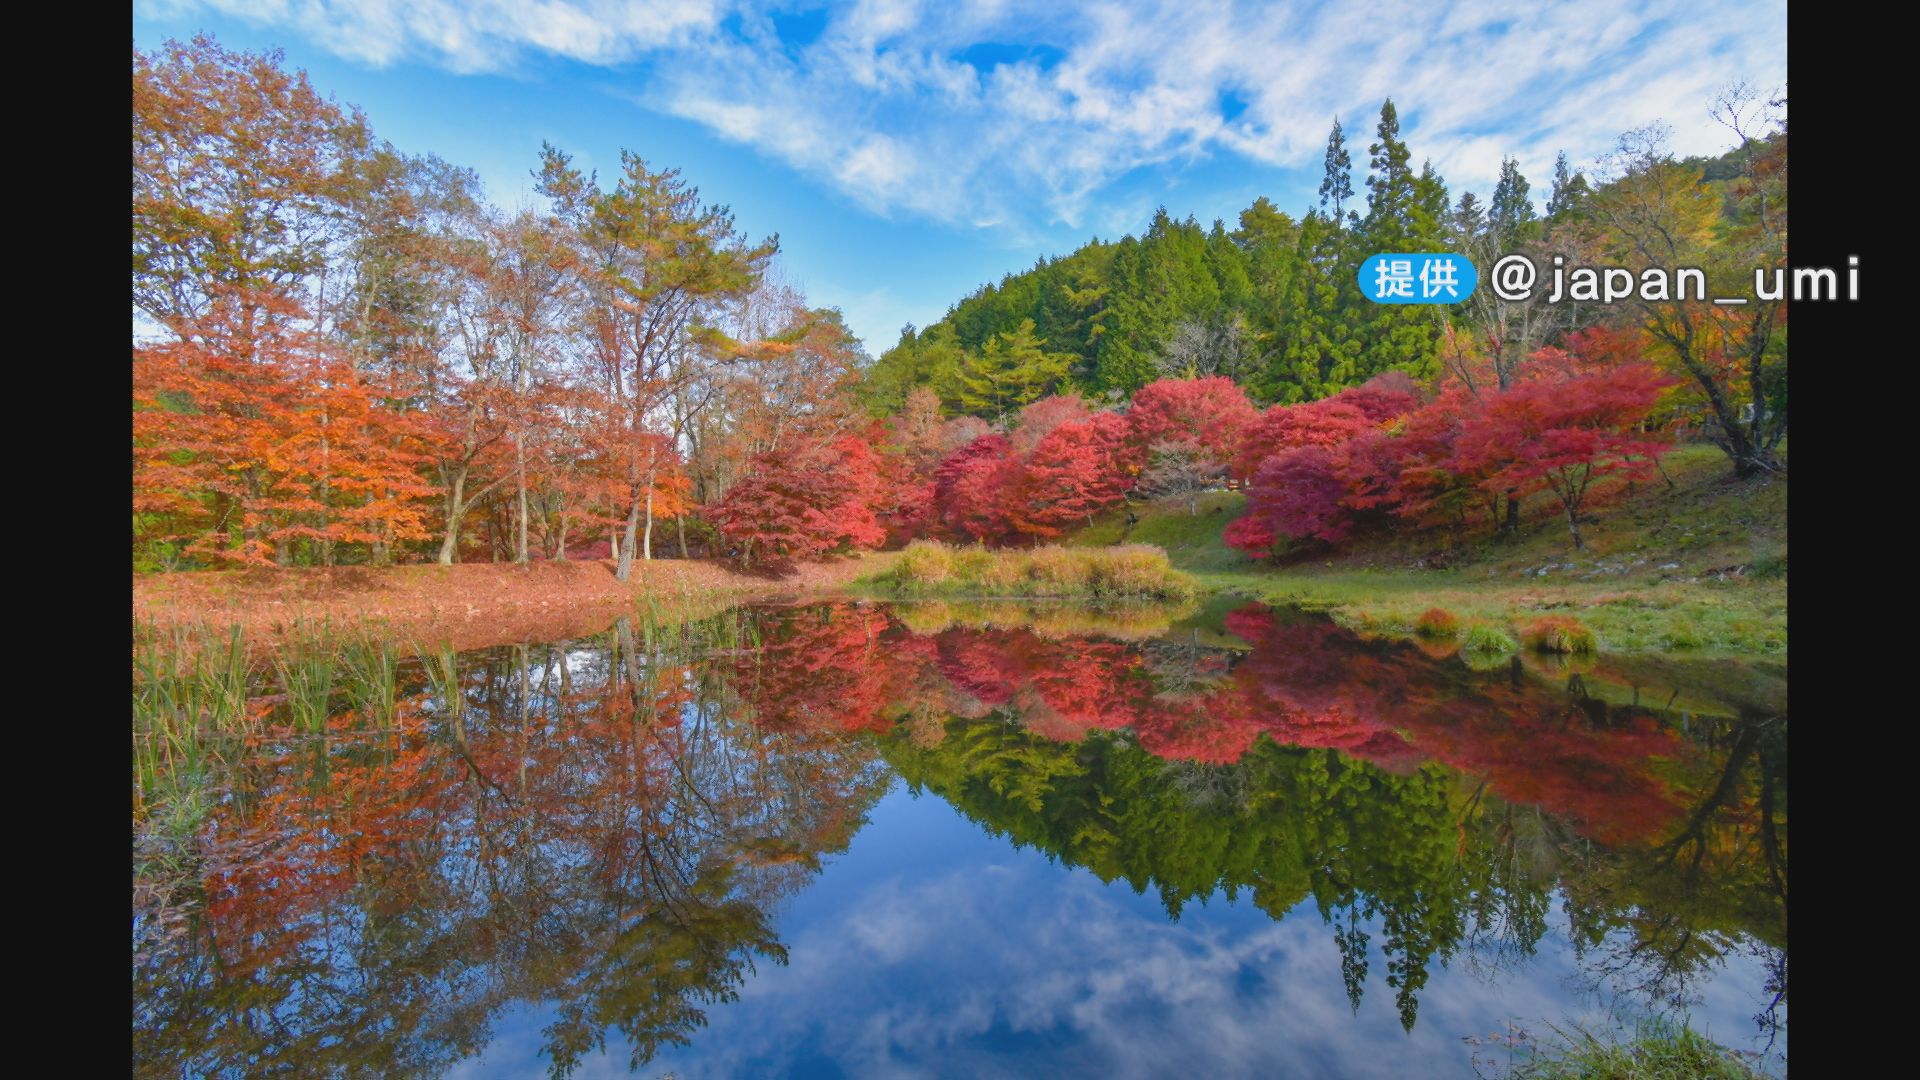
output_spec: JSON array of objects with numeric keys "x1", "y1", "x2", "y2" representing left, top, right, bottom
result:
[
  {"x1": 859, "y1": 540, "x2": 1199, "y2": 603},
  {"x1": 1069, "y1": 490, "x2": 1255, "y2": 573},
  {"x1": 1064, "y1": 444, "x2": 1785, "y2": 657},
  {"x1": 1477, "y1": 1020, "x2": 1768, "y2": 1079},
  {"x1": 1462, "y1": 622, "x2": 1521, "y2": 655}
]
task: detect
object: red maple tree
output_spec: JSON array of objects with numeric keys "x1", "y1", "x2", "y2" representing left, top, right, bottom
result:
[
  {"x1": 1125, "y1": 376, "x2": 1258, "y2": 465},
  {"x1": 1456, "y1": 365, "x2": 1674, "y2": 548},
  {"x1": 1005, "y1": 417, "x2": 1132, "y2": 539},
  {"x1": 709, "y1": 436, "x2": 888, "y2": 566}
]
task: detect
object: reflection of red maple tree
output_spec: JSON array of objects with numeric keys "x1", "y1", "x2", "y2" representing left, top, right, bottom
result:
[{"x1": 831, "y1": 601, "x2": 1692, "y2": 844}]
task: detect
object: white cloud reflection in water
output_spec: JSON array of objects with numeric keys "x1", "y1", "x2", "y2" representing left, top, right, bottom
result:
[{"x1": 462, "y1": 782, "x2": 1783, "y2": 1079}]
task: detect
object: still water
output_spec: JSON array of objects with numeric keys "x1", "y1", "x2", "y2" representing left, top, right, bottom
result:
[{"x1": 132, "y1": 599, "x2": 1787, "y2": 1078}]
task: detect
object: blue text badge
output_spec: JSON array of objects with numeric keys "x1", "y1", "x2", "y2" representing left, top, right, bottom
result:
[{"x1": 1358, "y1": 252, "x2": 1477, "y2": 304}]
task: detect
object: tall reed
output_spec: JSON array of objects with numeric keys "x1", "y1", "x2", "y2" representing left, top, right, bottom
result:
[
  {"x1": 132, "y1": 624, "x2": 250, "y2": 813},
  {"x1": 272, "y1": 624, "x2": 339, "y2": 735}
]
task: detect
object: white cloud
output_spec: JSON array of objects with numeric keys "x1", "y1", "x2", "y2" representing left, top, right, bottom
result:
[
  {"x1": 142, "y1": 0, "x2": 1787, "y2": 227},
  {"x1": 147, "y1": 0, "x2": 728, "y2": 71}
]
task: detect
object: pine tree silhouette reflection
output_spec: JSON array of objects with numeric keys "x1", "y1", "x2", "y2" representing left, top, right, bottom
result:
[{"x1": 132, "y1": 601, "x2": 1784, "y2": 1074}]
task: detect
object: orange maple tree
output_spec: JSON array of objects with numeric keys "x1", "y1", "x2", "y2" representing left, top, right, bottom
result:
[{"x1": 133, "y1": 294, "x2": 435, "y2": 565}]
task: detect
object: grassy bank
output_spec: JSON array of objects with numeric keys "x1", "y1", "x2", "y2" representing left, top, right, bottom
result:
[
  {"x1": 1070, "y1": 444, "x2": 1785, "y2": 656},
  {"x1": 133, "y1": 552, "x2": 899, "y2": 655},
  {"x1": 858, "y1": 541, "x2": 1199, "y2": 603}
]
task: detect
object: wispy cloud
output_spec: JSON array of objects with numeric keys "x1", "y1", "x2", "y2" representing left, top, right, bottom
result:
[
  {"x1": 145, "y1": 0, "x2": 729, "y2": 71},
  {"x1": 142, "y1": 1, "x2": 1787, "y2": 227}
]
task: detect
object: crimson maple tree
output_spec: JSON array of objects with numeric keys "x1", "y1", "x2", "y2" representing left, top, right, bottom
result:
[
  {"x1": 1456, "y1": 365, "x2": 1675, "y2": 548},
  {"x1": 930, "y1": 433, "x2": 1018, "y2": 544},
  {"x1": 709, "y1": 436, "x2": 888, "y2": 567},
  {"x1": 1125, "y1": 377, "x2": 1258, "y2": 465},
  {"x1": 1005, "y1": 416, "x2": 1132, "y2": 539}
]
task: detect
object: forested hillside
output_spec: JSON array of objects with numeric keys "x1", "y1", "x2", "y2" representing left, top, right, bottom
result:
[
  {"x1": 865, "y1": 100, "x2": 1785, "y2": 448},
  {"x1": 133, "y1": 36, "x2": 1785, "y2": 580}
]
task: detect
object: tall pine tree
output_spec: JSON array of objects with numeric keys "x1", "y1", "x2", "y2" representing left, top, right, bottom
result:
[
  {"x1": 1489, "y1": 157, "x2": 1539, "y2": 246},
  {"x1": 1319, "y1": 118, "x2": 1354, "y2": 221},
  {"x1": 1358, "y1": 99, "x2": 1442, "y2": 385},
  {"x1": 946, "y1": 318, "x2": 1073, "y2": 420},
  {"x1": 1545, "y1": 150, "x2": 1592, "y2": 222}
]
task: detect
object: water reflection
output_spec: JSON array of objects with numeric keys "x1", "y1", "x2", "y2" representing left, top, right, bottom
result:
[{"x1": 131, "y1": 600, "x2": 1785, "y2": 1077}]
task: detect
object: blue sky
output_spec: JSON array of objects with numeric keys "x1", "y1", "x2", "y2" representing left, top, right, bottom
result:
[{"x1": 133, "y1": 1, "x2": 1787, "y2": 355}]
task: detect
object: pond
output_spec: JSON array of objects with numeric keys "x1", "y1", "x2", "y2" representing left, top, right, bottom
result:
[{"x1": 132, "y1": 598, "x2": 1787, "y2": 1078}]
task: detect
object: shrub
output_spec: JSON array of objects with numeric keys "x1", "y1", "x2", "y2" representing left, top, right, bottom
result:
[
  {"x1": 974, "y1": 547, "x2": 1029, "y2": 594},
  {"x1": 1104, "y1": 546, "x2": 1200, "y2": 602},
  {"x1": 893, "y1": 541, "x2": 953, "y2": 589},
  {"x1": 1522, "y1": 615, "x2": 1597, "y2": 654},
  {"x1": 1026, "y1": 545, "x2": 1092, "y2": 592},
  {"x1": 1415, "y1": 608, "x2": 1459, "y2": 638},
  {"x1": 863, "y1": 541, "x2": 1196, "y2": 603},
  {"x1": 950, "y1": 544, "x2": 996, "y2": 583}
]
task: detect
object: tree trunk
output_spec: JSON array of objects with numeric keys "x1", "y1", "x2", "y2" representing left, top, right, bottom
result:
[
  {"x1": 1731, "y1": 444, "x2": 1779, "y2": 479},
  {"x1": 1502, "y1": 491, "x2": 1520, "y2": 535},
  {"x1": 677, "y1": 514, "x2": 689, "y2": 559},
  {"x1": 615, "y1": 489, "x2": 642, "y2": 582},
  {"x1": 642, "y1": 484, "x2": 654, "y2": 562},
  {"x1": 514, "y1": 433, "x2": 529, "y2": 563},
  {"x1": 438, "y1": 469, "x2": 468, "y2": 565}
]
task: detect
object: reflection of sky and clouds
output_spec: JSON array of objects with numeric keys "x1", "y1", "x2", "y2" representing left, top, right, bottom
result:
[
  {"x1": 136, "y1": 602, "x2": 1787, "y2": 1078},
  {"x1": 475, "y1": 783, "x2": 1783, "y2": 1079}
]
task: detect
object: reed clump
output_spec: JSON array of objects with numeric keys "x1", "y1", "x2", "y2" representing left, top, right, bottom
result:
[
  {"x1": 1521, "y1": 615, "x2": 1598, "y2": 655},
  {"x1": 1415, "y1": 607, "x2": 1460, "y2": 639},
  {"x1": 865, "y1": 541, "x2": 1198, "y2": 603},
  {"x1": 1461, "y1": 622, "x2": 1519, "y2": 656}
]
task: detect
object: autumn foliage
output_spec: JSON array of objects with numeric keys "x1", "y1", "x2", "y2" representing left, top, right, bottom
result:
[
  {"x1": 132, "y1": 37, "x2": 1698, "y2": 574},
  {"x1": 133, "y1": 297, "x2": 435, "y2": 565},
  {"x1": 1226, "y1": 365, "x2": 1674, "y2": 555},
  {"x1": 710, "y1": 436, "x2": 889, "y2": 567}
]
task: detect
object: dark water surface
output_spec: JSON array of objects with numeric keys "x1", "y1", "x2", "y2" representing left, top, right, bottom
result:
[{"x1": 132, "y1": 599, "x2": 1787, "y2": 1078}]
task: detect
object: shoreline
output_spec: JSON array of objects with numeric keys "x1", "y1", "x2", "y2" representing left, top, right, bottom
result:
[
  {"x1": 132, "y1": 542, "x2": 1784, "y2": 661},
  {"x1": 133, "y1": 553, "x2": 900, "y2": 654}
]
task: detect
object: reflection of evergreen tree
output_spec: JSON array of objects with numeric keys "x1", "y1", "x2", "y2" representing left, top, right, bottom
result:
[
  {"x1": 135, "y1": 601, "x2": 1789, "y2": 1068},
  {"x1": 542, "y1": 862, "x2": 787, "y2": 1077},
  {"x1": 878, "y1": 691, "x2": 1786, "y2": 1033},
  {"x1": 879, "y1": 723, "x2": 1526, "y2": 1030}
]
